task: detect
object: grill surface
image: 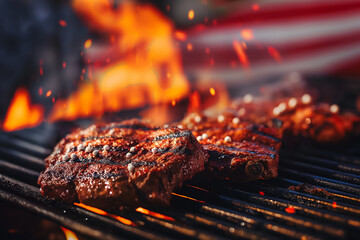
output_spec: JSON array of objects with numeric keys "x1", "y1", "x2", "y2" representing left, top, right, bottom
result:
[{"x1": 0, "y1": 124, "x2": 360, "y2": 239}]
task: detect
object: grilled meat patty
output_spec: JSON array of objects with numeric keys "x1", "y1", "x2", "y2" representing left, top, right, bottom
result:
[
  {"x1": 38, "y1": 119, "x2": 208, "y2": 209},
  {"x1": 181, "y1": 113, "x2": 281, "y2": 181},
  {"x1": 232, "y1": 95, "x2": 360, "y2": 143}
]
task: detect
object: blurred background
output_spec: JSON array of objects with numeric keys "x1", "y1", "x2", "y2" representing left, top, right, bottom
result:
[{"x1": 1, "y1": 0, "x2": 360, "y2": 132}]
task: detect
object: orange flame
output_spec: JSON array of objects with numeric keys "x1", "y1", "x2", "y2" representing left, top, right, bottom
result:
[
  {"x1": 60, "y1": 227, "x2": 78, "y2": 240},
  {"x1": 74, "y1": 203, "x2": 135, "y2": 226},
  {"x1": 49, "y1": 0, "x2": 189, "y2": 122},
  {"x1": 3, "y1": 88, "x2": 44, "y2": 131}
]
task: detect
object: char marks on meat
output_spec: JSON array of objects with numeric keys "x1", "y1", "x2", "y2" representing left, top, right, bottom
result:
[
  {"x1": 38, "y1": 119, "x2": 208, "y2": 210},
  {"x1": 181, "y1": 113, "x2": 282, "y2": 181},
  {"x1": 232, "y1": 96, "x2": 360, "y2": 143}
]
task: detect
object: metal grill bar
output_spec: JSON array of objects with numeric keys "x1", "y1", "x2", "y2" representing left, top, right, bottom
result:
[{"x1": 0, "y1": 125, "x2": 360, "y2": 239}]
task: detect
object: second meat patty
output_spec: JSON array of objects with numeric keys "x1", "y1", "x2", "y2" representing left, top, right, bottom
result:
[{"x1": 181, "y1": 113, "x2": 282, "y2": 181}]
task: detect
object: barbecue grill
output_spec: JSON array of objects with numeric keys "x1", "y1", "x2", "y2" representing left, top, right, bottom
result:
[
  {"x1": 1, "y1": 123, "x2": 359, "y2": 239},
  {"x1": 1, "y1": 0, "x2": 360, "y2": 239}
]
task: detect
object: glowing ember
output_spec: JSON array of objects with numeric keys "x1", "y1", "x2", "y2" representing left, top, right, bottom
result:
[
  {"x1": 187, "y1": 43, "x2": 193, "y2": 51},
  {"x1": 259, "y1": 191, "x2": 265, "y2": 196},
  {"x1": 285, "y1": 206, "x2": 295, "y2": 214},
  {"x1": 84, "y1": 39, "x2": 92, "y2": 49},
  {"x1": 252, "y1": 4, "x2": 260, "y2": 11},
  {"x1": 62, "y1": 62, "x2": 67, "y2": 68},
  {"x1": 59, "y1": 20, "x2": 67, "y2": 27},
  {"x1": 39, "y1": 60, "x2": 43, "y2": 76},
  {"x1": 210, "y1": 88, "x2": 216, "y2": 96},
  {"x1": 172, "y1": 193, "x2": 205, "y2": 203},
  {"x1": 174, "y1": 31, "x2": 187, "y2": 41},
  {"x1": 332, "y1": 201, "x2": 337, "y2": 208},
  {"x1": 39, "y1": 87, "x2": 43, "y2": 96},
  {"x1": 233, "y1": 40, "x2": 249, "y2": 69},
  {"x1": 188, "y1": 9, "x2": 195, "y2": 20},
  {"x1": 46, "y1": 90, "x2": 52, "y2": 97},
  {"x1": 241, "y1": 29, "x2": 254, "y2": 41},
  {"x1": 60, "y1": 227, "x2": 78, "y2": 240},
  {"x1": 172, "y1": 100, "x2": 176, "y2": 106},
  {"x1": 74, "y1": 203, "x2": 134, "y2": 226},
  {"x1": 2, "y1": 88, "x2": 44, "y2": 131},
  {"x1": 268, "y1": 46, "x2": 282, "y2": 62},
  {"x1": 136, "y1": 207, "x2": 175, "y2": 221}
]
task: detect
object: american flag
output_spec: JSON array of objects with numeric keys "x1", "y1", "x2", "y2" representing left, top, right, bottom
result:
[{"x1": 182, "y1": 0, "x2": 360, "y2": 84}]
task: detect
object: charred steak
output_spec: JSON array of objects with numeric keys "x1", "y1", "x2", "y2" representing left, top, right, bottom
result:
[
  {"x1": 181, "y1": 113, "x2": 282, "y2": 181},
  {"x1": 38, "y1": 119, "x2": 208, "y2": 209}
]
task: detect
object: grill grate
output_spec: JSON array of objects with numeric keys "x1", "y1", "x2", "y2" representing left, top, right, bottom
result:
[{"x1": 0, "y1": 124, "x2": 360, "y2": 239}]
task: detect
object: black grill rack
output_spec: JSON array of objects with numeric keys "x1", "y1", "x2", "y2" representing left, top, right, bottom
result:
[{"x1": 0, "y1": 125, "x2": 360, "y2": 239}]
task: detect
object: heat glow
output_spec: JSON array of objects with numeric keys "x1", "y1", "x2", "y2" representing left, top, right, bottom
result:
[{"x1": 74, "y1": 202, "x2": 135, "y2": 226}]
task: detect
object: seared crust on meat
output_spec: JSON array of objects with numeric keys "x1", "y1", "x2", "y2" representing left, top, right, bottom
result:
[
  {"x1": 38, "y1": 119, "x2": 208, "y2": 209},
  {"x1": 181, "y1": 113, "x2": 281, "y2": 181},
  {"x1": 231, "y1": 97, "x2": 360, "y2": 143}
]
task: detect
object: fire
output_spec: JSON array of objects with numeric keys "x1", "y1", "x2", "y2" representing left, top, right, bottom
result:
[
  {"x1": 3, "y1": 88, "x2": 44, "y2": 131},
  {"x1": 60, "y1": 227, "x2": 78, "y2": 240},
  {"x1": 74, "y1": 203, "x2": 135, "y2": 226},
  {"x1": 50, "y1": 0, "x2": 189, "y2": 122},
  {"x1": 209, "y1": 88, "x2": 216, "y2": 96}
]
